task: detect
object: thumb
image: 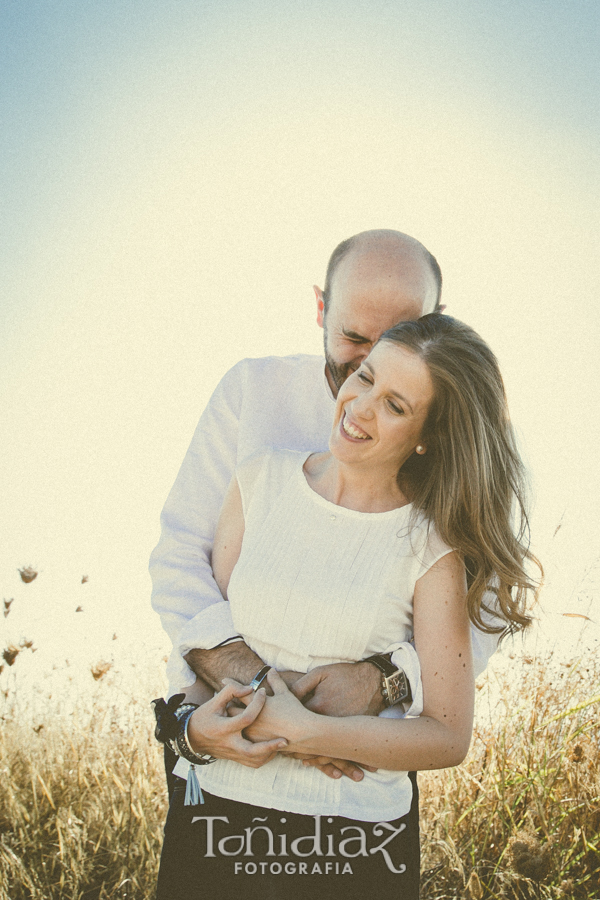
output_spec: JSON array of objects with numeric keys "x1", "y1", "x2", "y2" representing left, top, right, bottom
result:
[{"x1": 290, "y1": 669, "x2": 320, "y2": 701}]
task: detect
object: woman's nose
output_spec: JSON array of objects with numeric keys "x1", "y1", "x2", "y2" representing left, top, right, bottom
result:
[{"x1": 350, "y1": 393, "x2": 374, "y2": 420}]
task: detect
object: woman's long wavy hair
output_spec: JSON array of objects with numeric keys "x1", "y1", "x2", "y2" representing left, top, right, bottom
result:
[{"x1": 381, "y1": 314, "x2": 541, "y2": 635}]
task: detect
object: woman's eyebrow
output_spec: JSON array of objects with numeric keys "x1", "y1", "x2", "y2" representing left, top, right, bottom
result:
[{"x1": 363, "y1": 360, "x2": 414, "y2": 413}]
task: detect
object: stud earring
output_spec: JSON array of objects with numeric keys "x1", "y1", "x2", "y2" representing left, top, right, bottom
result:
[{"x1": 416, "y1": 445, "x2": 425, "y2": 454}]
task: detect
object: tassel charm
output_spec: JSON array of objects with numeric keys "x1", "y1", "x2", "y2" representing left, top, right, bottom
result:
[{"x1": 184, "y1": 765, "x2": 204, "y2": 806}]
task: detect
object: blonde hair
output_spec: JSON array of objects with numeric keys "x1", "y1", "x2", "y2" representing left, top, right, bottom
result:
[{"x1": 381, "y1": 314, "x2": 541, "y2": 635}]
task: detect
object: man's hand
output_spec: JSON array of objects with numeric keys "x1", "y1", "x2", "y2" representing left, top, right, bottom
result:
[
  {"x1": 185, "y1": 642, "x2": 265, "y2": 692},
  {"x1": 292, "y1": 661, "x2": 385, "y2": 717},
  {"x1": 186, "y1": 682, "x2": 288, "y2": 768},
  {"x1": 284, "y1": 752, "x2": 377, "y2": 782},
  {"x1": 183, "y1": 654, "x2": 385, "y2": 779}
]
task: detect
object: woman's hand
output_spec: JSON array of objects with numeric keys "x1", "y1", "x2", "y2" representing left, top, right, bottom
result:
[
  {"x1": 223, "y1": 669, "x2": 313, "y2": 744},
  {"x1": 225, "y1": 670, "x2": 378, "y2": 781},
  {"x1": 187, "y1": 681, "x2": 288, "y2": 768}
]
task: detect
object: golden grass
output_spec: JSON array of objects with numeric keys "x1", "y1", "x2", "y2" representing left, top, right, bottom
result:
[
  {"x1": 0, "y1": 678, "x2": 167, "y2": 900},
  {"x1": 420, "y1": 652, "x2": 600, "y2": 898},
  {"x1": 1, "y1": 649, "x2": 599, "y2": 899}
]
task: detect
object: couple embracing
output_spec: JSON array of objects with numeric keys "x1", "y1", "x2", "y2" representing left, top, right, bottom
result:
[{"x1": 151, "y1": 229, "x2": 540, "y2": 899}]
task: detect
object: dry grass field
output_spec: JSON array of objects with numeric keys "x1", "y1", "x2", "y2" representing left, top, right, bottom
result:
[{"x1": 1, "y1": 641, "x2": 598, "y2": 899}]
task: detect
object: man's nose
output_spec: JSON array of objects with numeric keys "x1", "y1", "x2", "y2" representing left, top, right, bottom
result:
[{"x1": 354, "y1": 346, "x2": 371, "y2": 364}]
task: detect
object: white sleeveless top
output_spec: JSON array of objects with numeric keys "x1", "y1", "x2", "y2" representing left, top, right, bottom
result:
[{"x1": 175, "y1": 449, "x2": 453, "y2": 821}]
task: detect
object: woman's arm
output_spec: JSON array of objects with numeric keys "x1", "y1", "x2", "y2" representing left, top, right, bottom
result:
[
  {"x1": 242, "y1": 551, "x2": 474, "y2": 772},
  {"x1": 211, "y1": 475, "x2": 246, "y2": 600}
]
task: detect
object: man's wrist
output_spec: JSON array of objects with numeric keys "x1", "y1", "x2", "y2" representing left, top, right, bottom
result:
[
  {"x1": 279, "y1": 670, "x2": 303, "y2": 689},
  {"x1": 363, "y1": 654, "x2": 412, "y2": 708},
  {"x1": 354, "y1": 660, "x2": 387, "y2": 716},
  {"x1": 184, "y1": 642, "x2": 266, "y2": 691}
]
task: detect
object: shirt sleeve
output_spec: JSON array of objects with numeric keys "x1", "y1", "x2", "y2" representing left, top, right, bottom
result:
[
  {"x1": 149, "y1": 361, "x2": 247, "y2": 687},
  {"x1": 383, "y1": 642, "x2": 424, "y2": 718},
  {"x1": 176, "y1": 451, "x2": 274, "y2": 661},
  {"x1": 235, "y1": 450, "x2": 272, "y2": 518}
]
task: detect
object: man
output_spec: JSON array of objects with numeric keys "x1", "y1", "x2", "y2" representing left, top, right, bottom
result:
[{"x1": 150, "y1": 229, "x2": 499, "y2": 776}]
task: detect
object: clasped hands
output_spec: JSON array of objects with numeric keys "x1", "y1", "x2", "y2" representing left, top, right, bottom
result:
[{"x1": 185, "y1": 661, "x2": 383, "y2": 782}]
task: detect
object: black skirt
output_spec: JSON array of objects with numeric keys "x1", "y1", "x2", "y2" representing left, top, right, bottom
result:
[{"x1": 156, "y1": 772, "x2": 420, "y2": 900}]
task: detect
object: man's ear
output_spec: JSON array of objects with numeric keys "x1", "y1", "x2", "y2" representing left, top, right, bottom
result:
[{"x1": 314, "y1": 285, "x2": 325, "y2": 328}]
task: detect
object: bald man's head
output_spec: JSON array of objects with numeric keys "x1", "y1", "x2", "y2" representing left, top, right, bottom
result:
[
  {"x1": 315, "y1": 230, "x2": 443, "y2": 395},
  {"x1": 322, "y1": 230, "x2": 442, "y2": 315}
]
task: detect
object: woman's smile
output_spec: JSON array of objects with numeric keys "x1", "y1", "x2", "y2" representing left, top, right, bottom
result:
[
  {"x1": 330, "y1": 341, "x2": 434, "y2": 475},
  {"x1": 340, "y1": 412, "x2": 372, "y2": 441}
]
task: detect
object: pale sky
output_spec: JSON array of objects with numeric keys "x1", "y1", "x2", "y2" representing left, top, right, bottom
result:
[{"x1": 1, "y1": 1, "x2": 599, "y2": 672}]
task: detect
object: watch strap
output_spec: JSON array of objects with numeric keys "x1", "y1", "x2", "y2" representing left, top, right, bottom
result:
[{"x1": 364, "y1": 653, "x2": 397, "y2": 678}]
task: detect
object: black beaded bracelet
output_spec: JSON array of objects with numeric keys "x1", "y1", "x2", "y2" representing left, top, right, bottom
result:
[{"x1": 152, "y1": 696, "x2": 217, "y2": 765}]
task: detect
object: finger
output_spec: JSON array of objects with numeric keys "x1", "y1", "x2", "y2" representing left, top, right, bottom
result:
[
  {"x1": 302, "y1": 760, "x2": 343, "y2": 779},
  {"x1": 221, "y1": 678, "x2": 254, "y2": 707},
  {"x1": 229, "y1": 688, "x2": 268, "y2": 728},
  {"x1": 220, "y1": 677, "x2": 252, "y2": 692},
  {"x1": 265, "y1": 668, "x2": 289, "y2": 695},
  {"x1": 245, "y1": 749, "x2": 282, "y2": 768},
  {"x1": 301, "y1": 755, "x2": 334, "y2": 766},
  {"x1": 325, "y1": 759, "x2": 365, "y2": 782},
  {"x1": 291, "y1": 669, "x2": 320, "y2": 701},
  {"x1": 303, "y1": 756, "x2": 368, "y2": 781},
  {"x1": 212, "y1": 681, "x2": 252, "y2": 710},
  {"x1": 237, "y1": 736, "x2": 288, "y2": 758},
  {"x1": 302, "y1": 694, "x2": 323, "y2": 713},
  {"x1": 280, "y1": 752, "x2": 318, "y2": 760}
]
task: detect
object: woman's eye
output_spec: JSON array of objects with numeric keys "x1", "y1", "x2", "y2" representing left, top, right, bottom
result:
[
  {"x1": 357, "y1": 372, "x2": 371, "y2": 384},
  {"x1": 388, "y1": 401, "x2": 404, "y2": 415}
]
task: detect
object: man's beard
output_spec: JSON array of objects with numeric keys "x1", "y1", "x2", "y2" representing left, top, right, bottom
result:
[{"x1": 323, "y1": 328, "x2": 359, "y2": 393}]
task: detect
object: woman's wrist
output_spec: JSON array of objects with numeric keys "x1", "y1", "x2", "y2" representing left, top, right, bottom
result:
[
  {"x1": 278, "y1": 703, "x2": 323, "y2": 750},
  {"x1": 187, "y1": 705, "x2": 215, "y2": 755}
]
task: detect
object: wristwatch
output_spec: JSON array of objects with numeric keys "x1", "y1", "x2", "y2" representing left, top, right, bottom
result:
[{"x1": 364, "y1": 654, "x2": 412, "y2": 707}]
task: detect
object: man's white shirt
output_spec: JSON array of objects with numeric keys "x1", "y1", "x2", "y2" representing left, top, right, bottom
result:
[{"x1": 150, "y1": 353, "x2": 499, "y2": 705}]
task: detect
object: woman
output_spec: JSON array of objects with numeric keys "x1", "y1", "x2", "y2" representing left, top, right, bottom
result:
[{"x1": 156, "y1": 314, "x2": 540, "y2": 900}]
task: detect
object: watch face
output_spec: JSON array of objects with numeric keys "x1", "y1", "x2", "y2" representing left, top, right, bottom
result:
[{"x1": 385, "y1": 670, "x2": 410, "y2": 706}]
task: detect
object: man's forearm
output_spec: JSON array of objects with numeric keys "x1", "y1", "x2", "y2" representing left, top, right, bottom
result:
[
  {"x1": 185, "y1": 642, "x2": 265, "y2": 692},
  {"x1": 186, "y1": 649, "x2": 389, "y2": 716}
]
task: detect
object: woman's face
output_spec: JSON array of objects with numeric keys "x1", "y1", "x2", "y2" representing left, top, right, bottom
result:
[{"x1": 330, "y1": 340, "x2": 434, "y2": 476}]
